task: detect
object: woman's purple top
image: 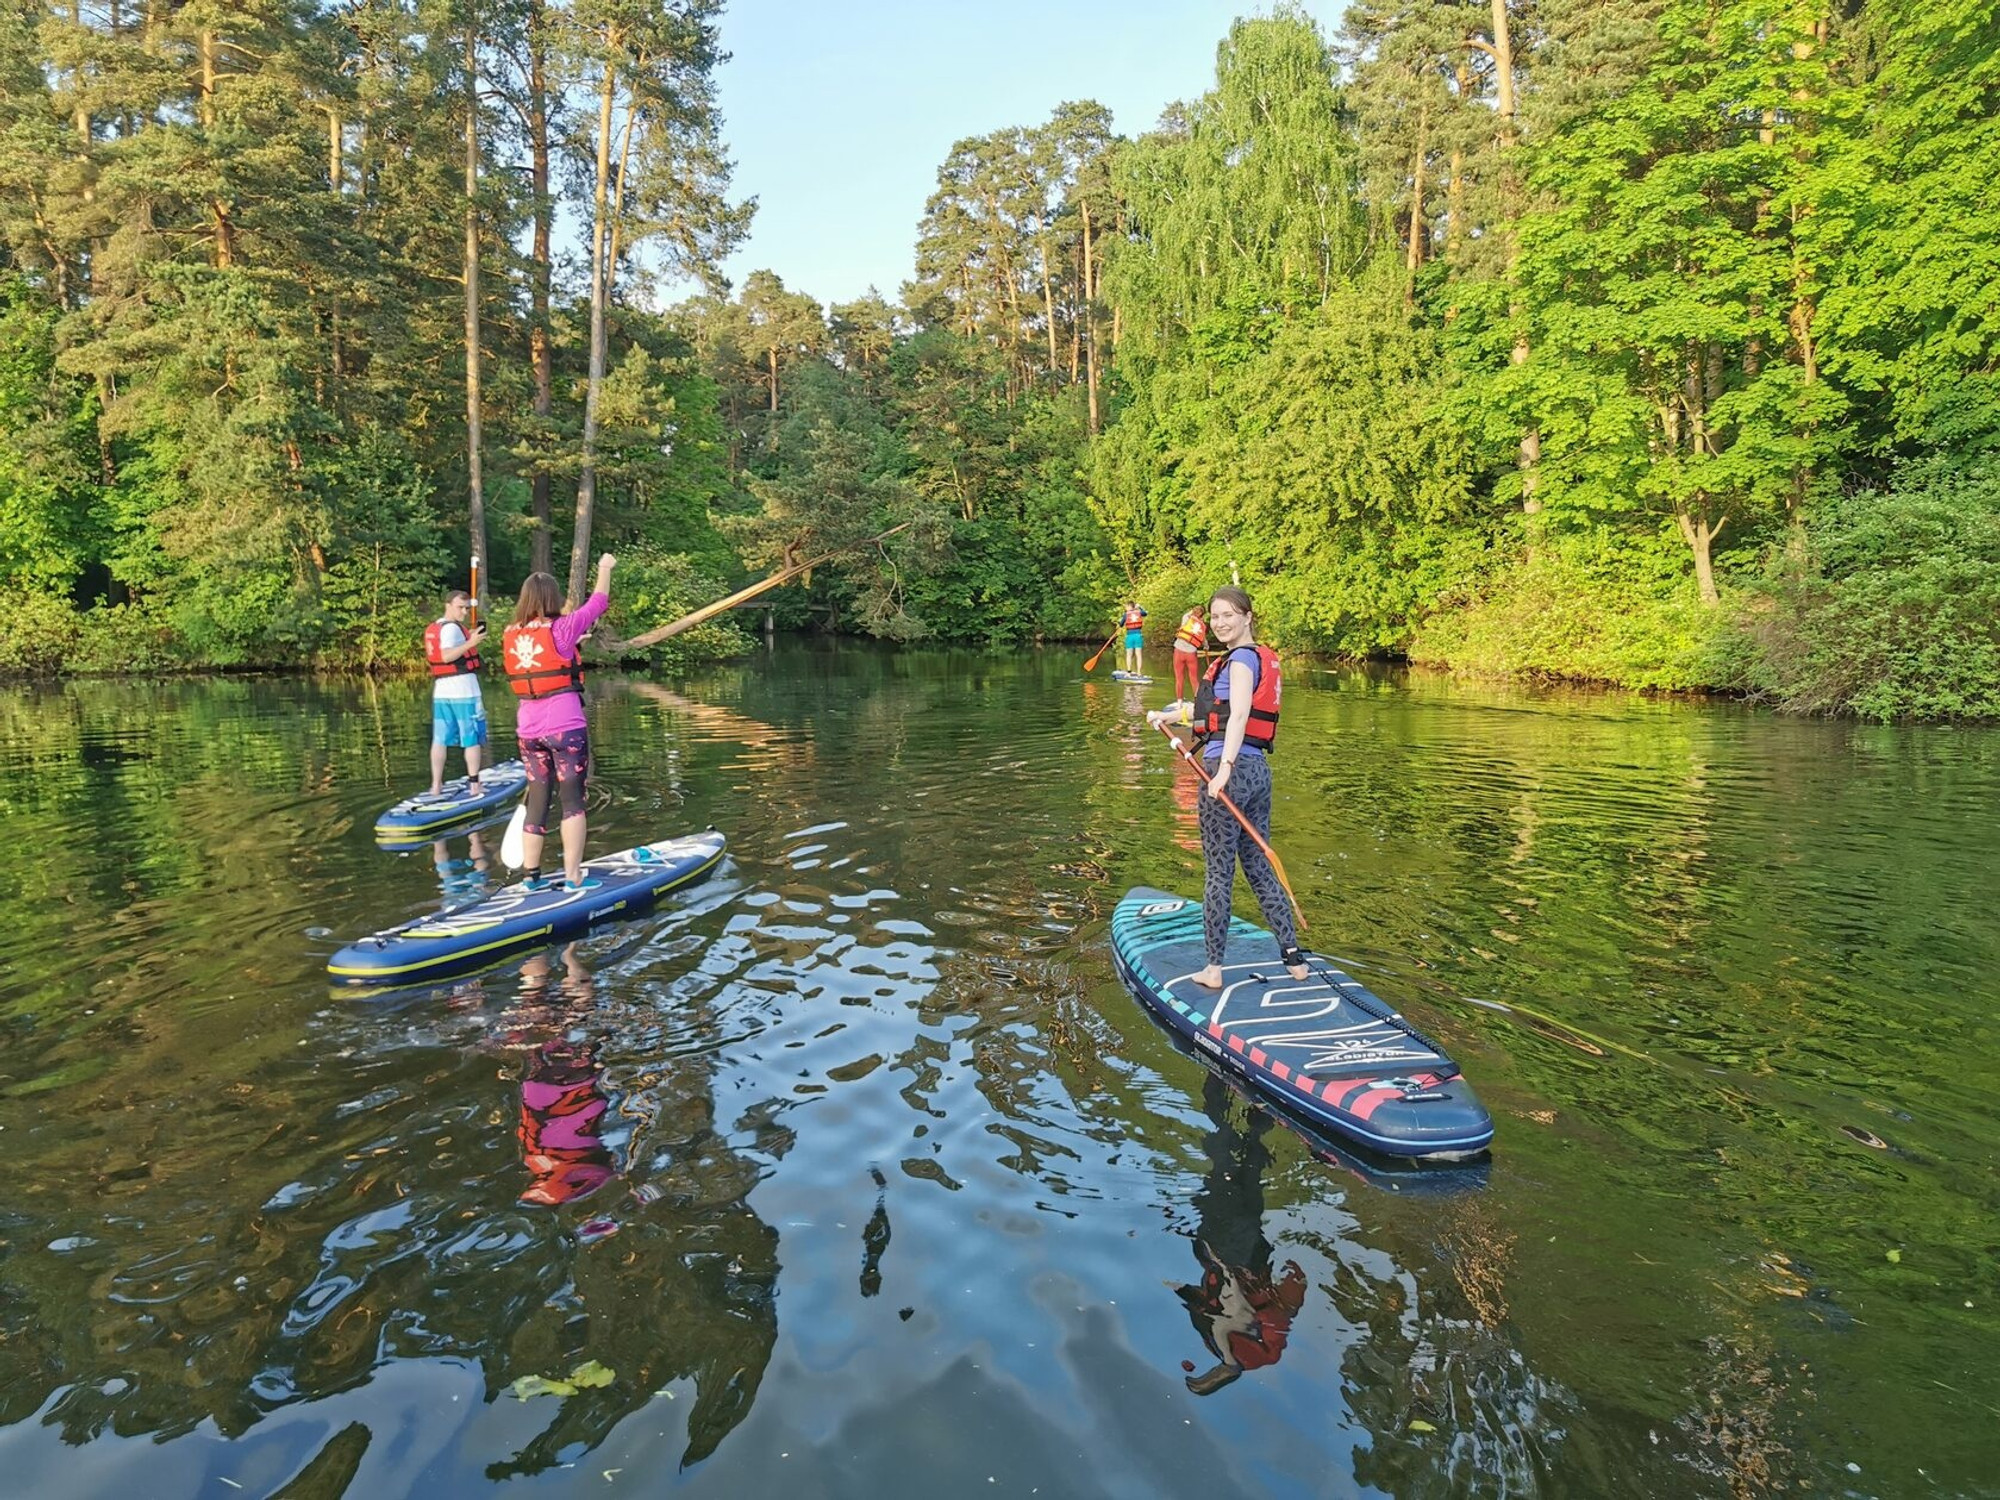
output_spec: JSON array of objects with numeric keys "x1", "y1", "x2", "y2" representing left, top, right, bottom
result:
[
  {"x1": 514, "y1": 591, "x2": 608, "y2": 740},
  {"x1": 1201, "y1": 646, "x2": 1267, "y2": 763}
]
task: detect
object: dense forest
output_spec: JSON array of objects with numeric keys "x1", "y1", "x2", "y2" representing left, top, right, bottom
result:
[{"x1": 2, "y1": 0, "x2": 1998, "y2": 718}]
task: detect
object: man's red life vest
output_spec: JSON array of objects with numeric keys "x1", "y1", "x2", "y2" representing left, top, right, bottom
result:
[
  {"x1": 1193, "y1": 644, "x2": 1280, "y2": 751},
  {"x1": 1175, "y1": 610, "x2": 1207, "y2": 650},
  {"x1": 424, "y1": 618, "x2": 479, "y2": 678},
  {"x1": 503, "y1": 619, "x2": 585, "y2": 701},
  {"x1": 1122, "y1": 606, "x2": 1146, "y2": 631}
]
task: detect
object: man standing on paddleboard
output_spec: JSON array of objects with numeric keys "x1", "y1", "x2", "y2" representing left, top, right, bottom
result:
[
  {"x1": 1120, "y1": 600, "x2": 1148, "y2": 677},
  {"x1": 424, "y1": 589, "x2": 488, "y2": 797}
]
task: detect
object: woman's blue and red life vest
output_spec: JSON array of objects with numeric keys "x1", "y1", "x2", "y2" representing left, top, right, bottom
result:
[
  {"x1": 424, "y1": 618, "x2": 479, "y2": 678},
  {"x1": 503, "y1": 618, "x2": 585, "y2": 701},
  {"x1": 1192, "y1": 644, "x2": 1280, "y2": 751},
  {"x1": 1122, "y1": 606, "x2": 1146, "y2": 631}
]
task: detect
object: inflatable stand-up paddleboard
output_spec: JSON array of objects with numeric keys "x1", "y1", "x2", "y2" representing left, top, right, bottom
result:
[
  {"x1": 330, "y1": 830, "x2": 726, "y2": 985},
  {"x1": 375, "y1": 760, "x2": 530, "y2": 845},
  {"x1": 1111, "y1": 670, "x2": 1154, "y2": 684},
  {"x1": 1111, "y1": 888, "x2": 1493, "y2": 1159},
  {"x1": 1151, "y1": 1028, "x2": 1488, "y2": 1195}
]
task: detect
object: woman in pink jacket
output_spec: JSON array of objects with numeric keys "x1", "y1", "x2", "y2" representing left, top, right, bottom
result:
[{"x1": 503, "y1": 553, "x2": 615, "y2": 891}]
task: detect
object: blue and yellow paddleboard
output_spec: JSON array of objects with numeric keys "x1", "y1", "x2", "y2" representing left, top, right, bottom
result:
[
  {"x1": 1111, "y1": 888, "x2": 1494, "y2": 1160},
  {"x1": 330, "y1": 831, "x2": 726, "y2": 985},
  {"x1": 375, "y1": 760, "x2": 530, "y2": 846}
]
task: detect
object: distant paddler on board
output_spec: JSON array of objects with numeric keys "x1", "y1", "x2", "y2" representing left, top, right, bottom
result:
[
  {"x1": 1171, "y1": 601, "x2": 1207, "y2": 706},
  {"x1": 423, "y1": 566, "x2": 489, "y2": 797},
  {"x1": 1120, "y1": 600, "x2": 1148, "y2": 678}
]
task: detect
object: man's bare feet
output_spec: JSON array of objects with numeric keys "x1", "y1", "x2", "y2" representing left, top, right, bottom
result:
[{"x1": 1193, "y1": 966, "x2": 1224, "y2": 989}]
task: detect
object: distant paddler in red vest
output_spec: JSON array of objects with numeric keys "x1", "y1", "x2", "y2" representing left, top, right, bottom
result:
[
  {"x1": 424, "y1": 588, "x2": 488, "y2": 796},
  {"x1": 1189, "y1": 586, "x2": 1305, "y2": 988},
  {"x1": 1172, "y1": 603, "x2": 1207, "y2": 703},
  {"x1": 504, "y1": 553, "x2": 615, "y2": 892},
  {"x1": 1120, "y1": 601, "x2": 1148, "y2": 677}
]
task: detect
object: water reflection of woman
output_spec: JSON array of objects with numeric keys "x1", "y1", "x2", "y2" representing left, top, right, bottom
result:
[
  {"x1": 511, "y1": 947, "x2": 617, "y2": 1208},
  {"x1": 1174, "y1": 1074, "x2": 1307, "y2": 1395}
]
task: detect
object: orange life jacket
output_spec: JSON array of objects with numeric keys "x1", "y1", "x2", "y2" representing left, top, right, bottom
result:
[
  {"x1": 424, "y1": 618, "x2": 479, "y2": 678},
  {"x1": 1193, "y1": 644, "x2": 1280, "y2": 751},
  {"x1": 1175, "y1": 610, "x2": 1207, "y2": 650},
  {"x1": 503, "y1": 618, "x2": 585, "y2": 701},
  {"x1": 1122, "y1": 606, "x2": 1146, "y2": 631}
]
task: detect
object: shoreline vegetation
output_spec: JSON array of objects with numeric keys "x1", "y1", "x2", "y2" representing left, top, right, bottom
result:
[{"x1": 4, "y1": 4, "x2": 1998, "y2": 722}]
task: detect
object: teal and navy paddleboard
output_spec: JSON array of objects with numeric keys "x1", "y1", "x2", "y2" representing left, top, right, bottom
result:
[
  {"x1": 1111, "y1": 671, "x2": 1154, "y2": 684},
  {"x1": 1111, "y1": 888, "x2": 1493, "y2": 1159},
  {"x1": 375, "y1": 760, "x2": 529, "y2": 845},
  {"x1": 330, "y1": 830, "x2": 726, "y2": 985}
]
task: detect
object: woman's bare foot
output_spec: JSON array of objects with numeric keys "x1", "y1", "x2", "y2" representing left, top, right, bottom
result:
[
  {"x1": 1286, "y1": 963, "x2": 1310, "y2": 981},
  {"x1": 1192, "y1": 966, "x2": 1224, "y2": 989}
]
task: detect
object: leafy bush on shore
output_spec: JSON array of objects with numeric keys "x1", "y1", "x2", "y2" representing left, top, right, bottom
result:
[
  {"x1": 1731, "y1": 462, "x2": 2000, "y2": 722},
  {"x1": 1408, "y1": 538, "x2": 1728, "y2": 692},
  {"x1": 0, "y1": 549, "x2": 754, "y2": 680}
]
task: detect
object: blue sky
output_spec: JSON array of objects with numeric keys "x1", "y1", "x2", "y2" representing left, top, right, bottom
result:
[{"x1": 703, "y1": 0, "x2": 1344, "y2": 307}]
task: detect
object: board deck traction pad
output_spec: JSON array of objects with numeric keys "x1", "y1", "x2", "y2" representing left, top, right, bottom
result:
[
  {"x1": 329, "y1": 830, "x2": 726, "y2": 984},
  {"x1": 375, "y1": 759, "x2": 530, "y2": 838},
  {"x1": 1111, "y1": 888, "x2": 1493, "y2": 1157}
]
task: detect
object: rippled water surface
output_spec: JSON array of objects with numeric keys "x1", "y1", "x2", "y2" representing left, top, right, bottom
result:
[{"x1": 0, "y1": 647, "x2": 1996, "y2": 1498}]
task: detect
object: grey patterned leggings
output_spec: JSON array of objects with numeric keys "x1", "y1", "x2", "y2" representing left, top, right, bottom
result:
[{"x1": 1198, "y1": 752, "x2": 1300, "y2": 966}]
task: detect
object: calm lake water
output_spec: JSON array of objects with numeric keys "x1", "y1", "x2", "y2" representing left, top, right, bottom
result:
[{"x1": 0, "y1": 645, "x2": 1995, "y2": 1498}]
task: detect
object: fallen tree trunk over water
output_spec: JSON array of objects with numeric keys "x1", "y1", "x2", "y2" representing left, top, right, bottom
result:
[{"x1": 611, "y1": 521, "x2": 913, "y2": 653}]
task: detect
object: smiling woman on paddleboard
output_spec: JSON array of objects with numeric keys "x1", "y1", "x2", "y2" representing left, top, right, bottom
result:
[
  {"x1": 505, "y1": 553, "x2": 614, "y2": 892},
  {"x1": 1187, "y1": 587, "x2": 1306, "y2": 988}
]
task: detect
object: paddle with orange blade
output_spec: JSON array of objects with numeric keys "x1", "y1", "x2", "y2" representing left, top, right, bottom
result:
[
  {"x1": 1151, "y1": 718, "x2": 1307, "y2": 933},
  {"x1": 1080, "y1": 628, "x2": 1128, "y2": 676}
]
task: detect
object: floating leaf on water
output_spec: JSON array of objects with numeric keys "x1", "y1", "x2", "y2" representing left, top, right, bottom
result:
[
  {"x1": 567, "y1": 1360, "x2": 615, "y2": 1389},
  {"x1": 1839, "y1": 1125, "x2": 1889, "y2": 1150},
  {"x1": 1886, "y1": 1249, "x2": 1902, "y2": 1264},
  {"x1": 509, "y1": 1374, "x2": 577, "y2": 1400},
  {"x1": 1408, "y1": 1419, "x2": 1437, "y2": 1434}
]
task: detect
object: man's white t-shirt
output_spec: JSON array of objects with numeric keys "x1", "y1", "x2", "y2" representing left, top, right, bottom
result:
[{"x1": 432, "y1": 621, "x2": 483, "y2": 702}]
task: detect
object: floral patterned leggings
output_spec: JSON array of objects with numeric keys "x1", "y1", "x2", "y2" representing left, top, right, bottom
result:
[
  {"x1": 1197, "y1": 752, "x2": 1300, "y2": 966},
  {"x1": 519, "y1": 728, "x2": 589, "y2": 836}
]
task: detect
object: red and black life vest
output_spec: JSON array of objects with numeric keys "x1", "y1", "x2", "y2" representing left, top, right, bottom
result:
[
  {"x1": 1175, "y1": 610, "x2": 1207, "y2": 650},
  {"x1": 503, "y1": 619, "x2": 586, "y2": 701},
  {"x1": 1122, "y1": 606, "x2": 1146, "y2": 631},
  {"x1": 424, "y1": 618, "x2": 479, "y2": 678},
  {"x1": 1192, "y1": 644, "x2": 1280, "y2": 751}
]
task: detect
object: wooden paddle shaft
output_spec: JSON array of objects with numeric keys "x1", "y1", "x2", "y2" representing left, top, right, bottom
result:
[
  {"x1": 1083, "y1": 627, "x2": 1121, "y2": 670},
  {"x1": 1152, "y1": 719, "x2": 1307, "y2": 932}
]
